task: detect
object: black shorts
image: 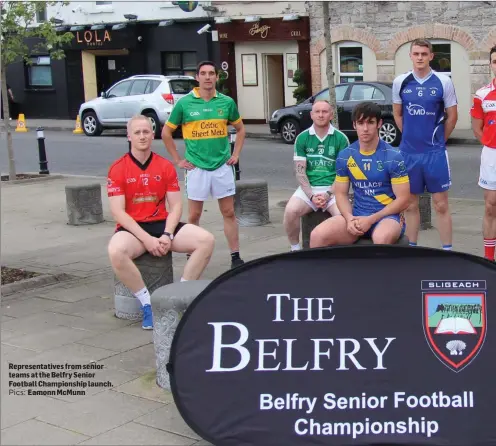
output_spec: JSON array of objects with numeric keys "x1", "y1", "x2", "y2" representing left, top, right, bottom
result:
[{"x1": 116, "y1": 220, "x2": 186, "y2": 238}]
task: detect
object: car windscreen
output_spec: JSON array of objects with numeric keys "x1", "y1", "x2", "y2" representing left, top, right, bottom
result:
[{"x1": 169, "y1": 79, "x2": 198, "y2": 94}]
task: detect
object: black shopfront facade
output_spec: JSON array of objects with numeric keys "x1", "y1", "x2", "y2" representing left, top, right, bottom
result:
[{"x1": 6, "y1": 20, "x2": 219, "y2": 119}]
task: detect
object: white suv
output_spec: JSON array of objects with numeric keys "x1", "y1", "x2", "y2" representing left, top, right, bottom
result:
[{"x1": 78, "y1": 74, "x2": 198, "y2": 138}]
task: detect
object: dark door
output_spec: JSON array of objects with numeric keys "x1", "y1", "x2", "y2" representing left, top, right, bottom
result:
[
  {"x1": 66, "y1": 51, "x2": 85, "y2": 119},
  {"x1": 96, "y1": 56, "x2": 130, "y2": 95}
]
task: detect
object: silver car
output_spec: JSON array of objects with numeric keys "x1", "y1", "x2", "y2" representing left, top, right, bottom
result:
[{"x1": 78, "y1": 74, "x2": 198, "y2": 138}]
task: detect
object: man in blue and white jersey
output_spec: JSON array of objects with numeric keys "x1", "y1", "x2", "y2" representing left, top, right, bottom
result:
[{"x1": 392, "y1": 39, "x2": 458, "y2": 251}]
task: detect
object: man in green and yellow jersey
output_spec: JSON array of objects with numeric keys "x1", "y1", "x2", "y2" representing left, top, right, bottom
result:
[
  {"x1": 162, "y1": 61, "x2": 246, "y2": 269},
  {"x1": 283, "y1": 100, "x2": 350, "y2": 251}
]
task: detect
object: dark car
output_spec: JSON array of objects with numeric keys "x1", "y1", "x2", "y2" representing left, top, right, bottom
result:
[{"x1": 268, "y1": 81, "x2": 401, "y2": 146}]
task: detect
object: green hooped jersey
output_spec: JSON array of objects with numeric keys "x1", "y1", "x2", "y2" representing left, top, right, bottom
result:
[
  {"x1": 166, "y1": 88, "x2": 242, "y2": 171},
  {"x1": 294, "y1": 125, "x2": 350, "y2": 186}
]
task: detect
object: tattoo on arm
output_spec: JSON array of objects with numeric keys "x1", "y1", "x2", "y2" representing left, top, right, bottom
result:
[{"x1": 295, "y1": 161, "x2": 313, "y2": 199}]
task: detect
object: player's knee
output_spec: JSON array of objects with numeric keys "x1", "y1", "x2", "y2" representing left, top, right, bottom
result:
[
  {"x1": 198, "y1": 230, "x2": 215, "y2": 253},
  {"x1": 433, "y1": 198, "x2": 449, "y2": 214},
  {"x1": 108, "y1": 242, "x2": 130, "y2": 267},
  {"x1": 220, "y1": 206, "x2": 235, "y2": 219},
  {"x1": 283, "y1": 205, "x2": 301, "y2": 223},
  {"x1": 189, "y1": 208, "x2": 202, "y2": 223},
  {"x1": 373, "y1": 231, "x2": 396, "y2": 245},
  {"x1": 310, "y1": 226, "x2": 329, "y2": 248},
  {"x1": 406, "y1": 198, "x2": 419, "y2": 212},
  {"x1": 485, "y1": 200, "x2": 496, "y2": 217}
]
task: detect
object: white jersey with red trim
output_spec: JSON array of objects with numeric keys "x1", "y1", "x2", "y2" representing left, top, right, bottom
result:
[{"x1": 470, "y1": 80, "x2": 496, "y2": 149}]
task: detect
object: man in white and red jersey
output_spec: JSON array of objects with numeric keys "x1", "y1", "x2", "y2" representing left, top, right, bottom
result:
[
  {"x1": 471, "y1": 45, "x2": 496, "y2": 261},
  {"x1": 107, "y1": 115, "x2": 215, "y2": 329}
]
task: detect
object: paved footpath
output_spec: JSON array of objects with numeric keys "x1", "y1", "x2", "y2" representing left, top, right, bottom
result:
[{"x1": 0, "y1": 175, "x2": 486, "y2": 445}]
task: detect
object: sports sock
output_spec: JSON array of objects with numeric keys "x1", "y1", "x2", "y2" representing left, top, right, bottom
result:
[
  {"x1": 409, "y1": 242, "x2": 417, "y2": 247},
  {"x1": 134, "y1": 287, "x2": 151, "y2": 306},
  {"x1": 442, "y1": 244, "x2": 453, "y2": 251},
  {"x1": 484, "y1": 238, "x2": 496, "y2": 260},
  {"x1": 231, "y1": 251, "x2": 240, "y2": 261},
  {"x1": 291, "y1": 243, "x2": 301, "y2": 251},
  {"x1": 180, "y1": 277, "x2": 188, "y2": 282}
]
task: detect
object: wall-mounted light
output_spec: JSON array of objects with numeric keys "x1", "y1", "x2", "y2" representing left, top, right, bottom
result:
[
  {"x1": 124, "y1": 14, "x2": 138, "y2": 21},
  {"x1": 69, "y1": 25, "x2": 85, "y2": 31},
  {"x1": 91, "y1": 24, "x2": 106, "y2": 30},
  {"x1": 52, "y1": 18, "x2": 64, "y2": 24},
  {"x1": 55, "y1": 25, "x2": 68, "y2": 32},
  {"x1": 214, "y1": 17, "x2": 231, "y2": 24},
  {"x1": 282, "y1": 14, "x2": 300, "y2": 21},
  {"x1": 158, "y1": 20, "x2": 175, "y2": 27},
  {"x1": 244, "y1": 16, "x2": 260, "y2": 23},
  {"x1": 202, "y1": 5, "x2": 218, "y2": 12},
  {"x1": 112, "y1": 23, "x2": 127, "y2": 30}
]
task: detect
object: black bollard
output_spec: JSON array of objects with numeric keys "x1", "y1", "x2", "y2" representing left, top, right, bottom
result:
[
  {"x1": 36, "y1": 127, "x2": 49, "y2": 174},
  {"x1": 229, "y1": 127, "x2": 240, "y2": 180}
]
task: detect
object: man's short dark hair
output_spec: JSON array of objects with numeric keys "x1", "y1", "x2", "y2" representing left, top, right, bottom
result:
[
  {"x1": 352, "y1": 102, "x2": 382, "y2": 123},
  {"x1": 197, "y1": 61, "x2": 218, "y2": 75},
  {"x1": 490, "y1": 45, "x2": 496, "y2": 62},
  {"x1": 410, "y1": 39, "x2": 433, "y2": 53}
]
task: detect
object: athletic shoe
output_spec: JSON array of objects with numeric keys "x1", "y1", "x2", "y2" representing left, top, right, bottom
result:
[
  {"x1": 231, "y1": 258, "x2": 245, "y2": 269},
  {"x1": 141, "y1": 304, "x2": 153, "y2": 330}
]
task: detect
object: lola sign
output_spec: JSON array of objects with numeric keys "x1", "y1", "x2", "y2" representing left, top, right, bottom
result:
[
  {"x1": 169, "y1": 246, "x2": 496, "y2": 446},
  {"x1": 75, "y1": 30, "x2": 111, "y2": 46}
]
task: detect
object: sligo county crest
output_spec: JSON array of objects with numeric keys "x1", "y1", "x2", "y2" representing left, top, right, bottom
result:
[{"x1": 423, "y1": 291, "x2": 487, "y2": 372}]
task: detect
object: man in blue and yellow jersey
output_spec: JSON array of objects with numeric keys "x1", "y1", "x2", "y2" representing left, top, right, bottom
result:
[
  {"x1": 310, "y1": 102, "x2": 411, "y2": 247},
  {"x1": 162, "y1": 61, "x2": 246, "y2": 269}
]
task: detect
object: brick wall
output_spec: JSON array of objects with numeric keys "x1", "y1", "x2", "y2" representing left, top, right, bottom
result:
[{"x1": 308, "y1": 1, "x2": 495, "y2": 94}]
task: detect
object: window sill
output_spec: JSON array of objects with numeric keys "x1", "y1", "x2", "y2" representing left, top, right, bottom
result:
[{"x1": 24, "y1": 88, "x2": 56, "y2": 93}]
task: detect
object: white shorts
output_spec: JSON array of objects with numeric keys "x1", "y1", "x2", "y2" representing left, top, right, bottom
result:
[
  {"x1": 479, "y1": 146, "x2": 496, "y2": 190},
  {"x1": 185, "y1": 164, "x2": 236, "y2": 201},
  {"x1": 293, "y1": 185, "x2": 337, "y2": 212}
]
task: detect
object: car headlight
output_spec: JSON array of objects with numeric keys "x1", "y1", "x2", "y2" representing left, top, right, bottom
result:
[{"x1": 271, "y1": 110, "x2": 279, "y2": 119}]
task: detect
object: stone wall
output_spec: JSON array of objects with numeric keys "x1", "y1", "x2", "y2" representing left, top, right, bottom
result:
[{"x1": 308, "y1": 1, "x2": 495, "y2": 94}]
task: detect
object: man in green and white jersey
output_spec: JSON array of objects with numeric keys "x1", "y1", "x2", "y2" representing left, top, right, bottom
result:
[
  {"x1": 162, "y1": 61, "x2": 246, "y2": 269},
  {"x1": 283, "y1": 100, "x2": 350, "y2": 251}
]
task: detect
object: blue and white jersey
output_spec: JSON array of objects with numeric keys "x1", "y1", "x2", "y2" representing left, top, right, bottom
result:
[{"x1": 392, "y1": 70, "x2": 457, "y2": 154}]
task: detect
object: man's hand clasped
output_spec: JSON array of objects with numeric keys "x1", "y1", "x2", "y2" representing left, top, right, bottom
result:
[
  {"x1": 144, "y1": 235, "x2": 172, "y2": 257},
  {"x1": 346, "y1": 215, "x2": 374, "y2": 236},
  {"x1": 311, "y1": 192, "x2": 332, "y2": 210}
]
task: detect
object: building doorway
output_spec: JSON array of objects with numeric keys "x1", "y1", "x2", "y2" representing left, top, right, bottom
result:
[
  {"x1": 96, "y1": 55, "x2": 130, "y2": 94},
  {"x1": 263, "y1": 54, "x2": 284, "y2": 121}
]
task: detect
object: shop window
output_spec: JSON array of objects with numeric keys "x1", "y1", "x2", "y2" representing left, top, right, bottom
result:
[
  {"x1": 338, "y1": 46, "x2": 363, "y2": 83},
  {"x1": 36, "y1": 5, "x2": 47, "y2": 22},
  {"x1": 162, "y1": 52, "x2": 197, "y2": 77},
  {"x1": 431, "y1": 43, "x2": 451, "y2": 76},
  {"x1": 27, "y1": 56, "x2": 52, "y2": 87}
]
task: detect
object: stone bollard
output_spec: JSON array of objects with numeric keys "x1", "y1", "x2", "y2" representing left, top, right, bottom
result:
[
  {"x1": 301, "y1": 211, "x2": 331, "y2": 249},
  {"x1": 419, "y1": 192, "x2": 432, "y2": 230},
  {"x1": 150, "y1": 280, "x2": 212, "y2": 390},
  {"x1": 234, "y1": 179, "x2": 270, "y2": 227},
  {"x1": 114, "y1": 252, "x2": 173, "y2": 320},
  {"x1": 65, "y1": 183, "x2": 104, "y2": 225}
]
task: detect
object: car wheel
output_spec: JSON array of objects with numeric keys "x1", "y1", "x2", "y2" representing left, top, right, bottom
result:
[
  {"x1": 143, "y1": 112, "x2": 161, "y2": 139},
  {"x1": 82, "y1": 112, "x2": 102, "y2": 137},
  {"x1": 379, "y1": 120, "x2": 401, "y2": 146},
  {"x1": 280, "y1": 118, "x2": 300, "y2": 144}
]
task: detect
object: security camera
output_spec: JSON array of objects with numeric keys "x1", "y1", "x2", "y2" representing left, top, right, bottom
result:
[
  {"x1": 72, "y1": 5, "x2": 83, "y2": 13},
  {"x1": 137, "y1": 36, "x2": 143, "y2": 42},
  {"x1": 197, "y1": 24, "x2": 211, "y2": 35}
]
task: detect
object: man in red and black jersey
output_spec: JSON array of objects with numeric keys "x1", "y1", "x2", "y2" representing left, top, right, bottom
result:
[
  {"x1": 471, "y1": 45, "x2": 496, "y2": 261},
  {"x1": 107, "y1": 115, "x2": 215, "y2": 329}
]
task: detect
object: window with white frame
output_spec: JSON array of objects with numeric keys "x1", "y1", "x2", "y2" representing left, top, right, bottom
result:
[
  {"x1": 431, "y1": 42, "x2": 451, "y2": 77},
  {"x1": 27, "y1": 56, "x2": 52, "y2": 87},
  {"x1": 337, "y1": 43, "x2": 363, "y2": 84},
  {"x1": 36, "y1": 5, "x2": 47, "y2": 22}
]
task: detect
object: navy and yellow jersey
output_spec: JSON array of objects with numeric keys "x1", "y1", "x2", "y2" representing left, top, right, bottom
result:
[{"x1": 335, "y1": 139, "x2": 409, "y2": 216}]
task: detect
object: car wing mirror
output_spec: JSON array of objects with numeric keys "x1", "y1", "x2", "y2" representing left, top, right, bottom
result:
[{"x1": 101, "y1": 91, "x2": 107, "y2": 99}]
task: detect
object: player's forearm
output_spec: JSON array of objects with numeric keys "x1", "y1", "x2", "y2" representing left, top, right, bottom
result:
[
  {"x1": 162, "y1": 127, "x2": 181, "y2": 164},
  {"x1": 392, "y1": 108, "x2": 403, "y2": 132},
  {"x1": 472, "y1": 122, "x2": 484, "y2": 143},
  {"x1": 444, "y1": 115, "x2": 457, "y2": 141},
  {"x1": 232, "y1": 126, "x2": 246, "y2": 158},
  {"x1": 164, "y1": 202, "x2": 182, "y2": 234},
  {"x1": 295, "y1": 161, "x2": 313, "y2": 198},
  {"x1": 335, "y1": 190, "x2": 353, "y2": 221},
  {"x1": 112, "y1": 210, "x2": 151, "y2": 243}
]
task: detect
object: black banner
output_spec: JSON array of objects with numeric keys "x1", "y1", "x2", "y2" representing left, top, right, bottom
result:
[{"x1": 169, "y1": 246, "x2": 496, "y2": 445}]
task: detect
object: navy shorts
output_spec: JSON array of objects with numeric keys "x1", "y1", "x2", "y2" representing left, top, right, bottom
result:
[
  {"x1": 363, "y1": 214, "x2": 405, "y2": 239},
  {"x1": 401, "y1": 150, "x2": 451, "y2": 195}
]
